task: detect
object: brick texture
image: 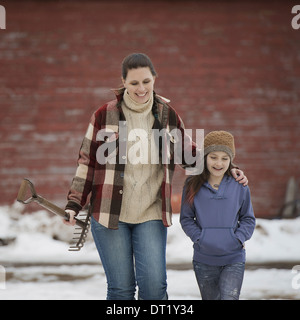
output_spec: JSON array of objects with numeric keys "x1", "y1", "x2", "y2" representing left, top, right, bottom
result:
[{"x1": 0, "y1": 0, "x2": 299, "y2": 218}]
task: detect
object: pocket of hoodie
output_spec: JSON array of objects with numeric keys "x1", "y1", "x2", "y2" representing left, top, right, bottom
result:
[{"x1": 198, "y1": 228, "x2": 242, "y2": 256}]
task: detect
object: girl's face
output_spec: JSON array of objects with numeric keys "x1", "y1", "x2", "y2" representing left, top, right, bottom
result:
[
  {"x1": 207, "y1": 151, "x2": 231, "y2": 178},
  {"x1": 122, "y1": 67, "x2": 155, "y2": 104}
]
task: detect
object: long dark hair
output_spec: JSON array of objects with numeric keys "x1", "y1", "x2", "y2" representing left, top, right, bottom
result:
[{"x1": 184, "y1": 155, "x2": 234, "y2": 205}]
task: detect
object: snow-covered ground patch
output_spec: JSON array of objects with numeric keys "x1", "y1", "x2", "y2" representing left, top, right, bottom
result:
[
  {"x1": 1, "y1": 201, "x2": 300, "y2": 266},
  {"x1": 0, "y1": 202, "x2": 300, "y2": 300}
]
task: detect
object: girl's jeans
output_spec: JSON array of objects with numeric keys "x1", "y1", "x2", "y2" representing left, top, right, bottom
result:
[
  {"x1": 91, "y1": 217, "x2": 168, "y2": 300},
  {"x1": 193, "y1": 261, "x2": 245, "y2": 300}
]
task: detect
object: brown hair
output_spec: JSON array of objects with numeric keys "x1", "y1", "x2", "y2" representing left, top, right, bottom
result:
[{"x1": 121, "y1": 53, "x2": 158, "y2": 80}]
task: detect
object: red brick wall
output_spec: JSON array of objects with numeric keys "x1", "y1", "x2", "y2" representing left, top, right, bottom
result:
[{"x1": 1, "y1": 0, "x2": 299, "y2": 218}]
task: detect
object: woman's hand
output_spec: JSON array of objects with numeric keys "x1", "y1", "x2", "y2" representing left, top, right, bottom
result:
[
  {"x1": 231, "y1": 168, "x2": 248, "y2": 186},
  {"x1": 62, "y1": 209, "x2": 76, "y2": 226}
]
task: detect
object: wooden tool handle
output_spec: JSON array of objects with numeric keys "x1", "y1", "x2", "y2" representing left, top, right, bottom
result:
[{"x1": 36, "y1": 195, "x2": 86, "y2": 229}]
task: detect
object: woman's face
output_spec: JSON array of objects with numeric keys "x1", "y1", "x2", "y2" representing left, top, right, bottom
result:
[
  {"x1": 206, "y1": 151, "x2": 231, "y2": 178},
  {"x1": 122, "y1": 67, "x2": 155, "y2": 104}
]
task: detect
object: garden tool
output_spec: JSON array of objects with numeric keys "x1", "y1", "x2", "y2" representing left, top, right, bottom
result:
[{"x1": 17, "y1": 178, "x2": 90, "y2": 251}]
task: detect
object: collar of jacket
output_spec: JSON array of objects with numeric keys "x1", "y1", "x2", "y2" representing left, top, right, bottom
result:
[{"x1": 111, "y1": 87, "x2": 125, "y2": 102}]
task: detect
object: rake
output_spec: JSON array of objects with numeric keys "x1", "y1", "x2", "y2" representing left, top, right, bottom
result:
[{"x1": 17, "y1": 178, "x2": 90, "y2": 251}]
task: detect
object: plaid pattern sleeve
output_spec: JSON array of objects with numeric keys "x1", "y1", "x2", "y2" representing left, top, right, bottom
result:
[
  {"x1": 66, "y1": 99, "x2": 126, "y2": 229},
  {"x1": 158, "y1": 101, "x2": 200, "y2": 227},
  {"x1": 65, "y1": 106, "x2": 103, "y2": 214}
]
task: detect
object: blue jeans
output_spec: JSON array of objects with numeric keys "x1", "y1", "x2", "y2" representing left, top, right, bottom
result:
[
  {"x1": 91, "y1": 217, "x2": 168, "y2": 300},
  {"x1": 193, "y1": 261, "x2": 245, "y2": 300}
]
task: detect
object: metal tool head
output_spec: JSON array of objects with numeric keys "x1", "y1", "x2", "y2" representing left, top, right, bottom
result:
[
  {"x1": 68, "y1": 211, "x2": 91, "y2": 251},
  {"x1": 17, "y1": 178, "x2": 91, "y2": 252},
  {"x1": 17, "y1": 178, "x2": 38, "y2": 204}
]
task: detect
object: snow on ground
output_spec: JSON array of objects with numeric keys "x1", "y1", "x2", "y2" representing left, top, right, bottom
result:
[
  {"x1": 0, "y1": 202, "x2": 300, "y2": 300},
  {"x1": 1, "y1": 265, "x2": 299, "y2": 300}
]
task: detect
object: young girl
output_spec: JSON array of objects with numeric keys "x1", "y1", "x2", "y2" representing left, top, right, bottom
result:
[{"x1": 180, "y1": 131, "x2": 256, "y2": 300}]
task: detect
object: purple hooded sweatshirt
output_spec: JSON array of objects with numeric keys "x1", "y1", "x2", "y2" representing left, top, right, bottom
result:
[{"x1": 180, "y1": 175, "x2": 256, "y2": 266}]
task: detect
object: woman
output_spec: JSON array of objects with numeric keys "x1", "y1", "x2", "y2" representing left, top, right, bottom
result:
[
  {"x1": 63, "y1": 53, "x2": 248, "y2": 300},
  {"x1": 180, "y1": 131, "x2": 256, "y2": 300}
]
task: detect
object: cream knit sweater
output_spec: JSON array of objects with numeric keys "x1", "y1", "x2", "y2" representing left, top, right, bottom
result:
[{"x1": 119, "y1": 90, "x2": 164, "y2": 224}]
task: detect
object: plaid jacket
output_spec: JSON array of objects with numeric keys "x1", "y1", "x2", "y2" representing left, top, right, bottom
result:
[{"x1": 66, "y1": 89, "x2": 199, "y2": 229}]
